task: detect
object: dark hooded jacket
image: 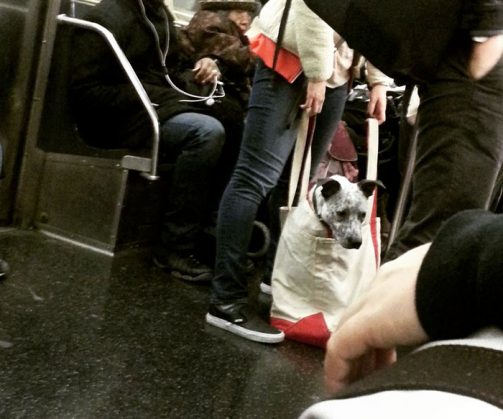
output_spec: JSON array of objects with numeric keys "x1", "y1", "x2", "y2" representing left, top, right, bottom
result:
[{"x1": 70, "y1": 0, "x2": 242, "y2": 148}]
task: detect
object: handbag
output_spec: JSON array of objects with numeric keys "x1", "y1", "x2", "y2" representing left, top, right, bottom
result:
[
  {"x1": 249, "y1": 0, "x2": 303, "y2": 83},
  {"x1": 303, "y1": 0, "x2": 465, "y2": 84},
  {"x1": 249, "y1": 33, "x2": 302, "y2": 83},
  {"x1": 311, "y1": 121, "x2": 359, "y2": 184},
  {"x1": 270, "y1": 118, "x2": 381, "y2": 348}
]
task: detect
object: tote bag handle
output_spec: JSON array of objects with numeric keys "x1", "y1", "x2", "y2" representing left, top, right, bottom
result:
[
  {"x1": 287, "y1": 112, "x2": 316, "y2": 210},
  {"x1": 365, "y1": 117, "x2": 379, "y2": 182}
]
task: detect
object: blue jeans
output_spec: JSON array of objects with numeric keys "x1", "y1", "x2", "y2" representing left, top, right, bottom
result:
[
  {"x1": 211, "y1": 60, "x2": 347, "y2": 304},
  {"x1": 159, "y1": 112, "x2": 225, "y2": 252},
  {"x1": 385, "y1": 36, "x2": 503, "y2": 261}
]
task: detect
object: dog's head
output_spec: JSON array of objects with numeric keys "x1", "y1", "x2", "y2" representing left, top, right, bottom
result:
[{"x1": 313, "y1": 175, "x2": 384, "y2": 249}]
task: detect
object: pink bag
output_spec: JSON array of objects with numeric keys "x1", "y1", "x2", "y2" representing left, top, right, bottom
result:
[{"x1": 312, "y1": 121, "x2": 359, "y2": 184}]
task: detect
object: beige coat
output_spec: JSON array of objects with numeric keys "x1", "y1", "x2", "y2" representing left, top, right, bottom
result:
[
  {"x1": 331, "y1": 34, "x2": 394, "y2": 88},
  {"x1": 248, "y1": 0, "x2": 392, "y2": 87},
  {"x1": 247, "y1": 0, "x2": 335, "y2": 82}
]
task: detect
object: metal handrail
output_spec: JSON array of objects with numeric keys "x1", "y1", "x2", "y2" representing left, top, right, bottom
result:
[{"x1": 57, "y1": 14, "x2": 160, "y2": 180}]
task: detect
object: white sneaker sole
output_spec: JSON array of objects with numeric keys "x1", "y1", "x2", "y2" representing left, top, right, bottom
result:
[
  {"x1": 260, "y1": 282, "x2": 272, "y2": 295},
  {"x1": 205, "y1": 313, "x2": 284, "y2": 344}
]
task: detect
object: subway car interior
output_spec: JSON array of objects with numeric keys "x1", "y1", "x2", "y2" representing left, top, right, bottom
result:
[
  {"x1": 3, "y1": 0, "x2": 502, "y2": 417},
  {"x1": 0, "y1": 0, "x2": 328, "y2": 417}
]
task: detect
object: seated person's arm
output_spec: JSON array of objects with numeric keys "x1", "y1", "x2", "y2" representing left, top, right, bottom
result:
[
  {"x1": 416, "y1": 210, "x2": 503, "y2": 339},
  {"x1": 324, "y1": 209, "x2": 503, "y2": 395}
]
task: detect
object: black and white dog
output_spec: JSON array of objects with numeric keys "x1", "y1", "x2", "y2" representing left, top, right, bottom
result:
[{"x1": 297, "y1": 174, "x2": 384, "y2": 249}]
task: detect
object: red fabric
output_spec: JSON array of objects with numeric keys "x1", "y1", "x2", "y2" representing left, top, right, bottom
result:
[
  {"x1": 329, "y1": 122, "x2": 358, "y2": 162},
  {"x1": 271, "y1": 313, "x2": 331, "y2": 348},
  {"x1": 342, "y1": 161, "x2": 359, "y2": 182},
  {"x1": 249, "y1": 33, "x2": 303, "y2": 83}
]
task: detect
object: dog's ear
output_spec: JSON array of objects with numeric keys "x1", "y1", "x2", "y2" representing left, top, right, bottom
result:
[
  {"x1": 357, "y1": 179, "x2": 385, "y2": 198},
  {"x1": 320, "y1": 178, "x2": 342, "y2": 199}
]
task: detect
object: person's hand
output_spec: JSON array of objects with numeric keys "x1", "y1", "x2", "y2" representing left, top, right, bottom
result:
[
  {"x1": 324, "y1": 243, "x2": 432, "y2": 395},
  {"x1": 193, "y1": 57, "x2": 220, "y2": 84},
  {"x1": 367, "y1": 84, "x2": 387, "y2": 124},
  {"x1": 300, "y1": 80, "x2": 326, "y2": 117},
  {"x1": 469, "y1": 34, "x2": 503, "y2": 80}
]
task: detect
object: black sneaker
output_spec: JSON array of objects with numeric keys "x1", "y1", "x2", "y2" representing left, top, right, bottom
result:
[
  {"x1": 206, "y1": 303, "x2": 284, "y2": 344},
  {"x1": 153, "y1": 251, "x2": 212, "y2": 282},
  {"x1": 0, "y1": 259, "x2": 8, "y2": 280}
]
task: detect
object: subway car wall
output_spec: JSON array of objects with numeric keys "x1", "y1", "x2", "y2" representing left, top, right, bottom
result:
[{"x1": 0, "y1": 0, "x2": 199, "y2": 241}]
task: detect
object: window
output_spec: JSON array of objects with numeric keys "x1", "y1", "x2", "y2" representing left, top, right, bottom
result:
[{"x1": 169, "y1": 0, "x2": 197, "y2": 24}]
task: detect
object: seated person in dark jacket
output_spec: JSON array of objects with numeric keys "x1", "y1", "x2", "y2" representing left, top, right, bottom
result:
[{"x1": 70, "y1": 0, "x2": 243, "y2": 281}]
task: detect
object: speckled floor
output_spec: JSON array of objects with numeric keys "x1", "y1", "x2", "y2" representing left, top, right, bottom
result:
[{"x1": 0, "y1": 228, "x2": 326, "y2": 419}]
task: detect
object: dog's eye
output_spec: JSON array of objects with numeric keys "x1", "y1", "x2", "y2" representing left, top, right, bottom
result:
[
  {"x1": 336, "y1": 210, "x2": 347, "y2": 218},
  {"x1": 359, "y1": 212, "x2": 366, "y2": 221}
]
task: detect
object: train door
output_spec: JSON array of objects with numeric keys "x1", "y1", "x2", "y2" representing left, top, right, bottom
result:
[
  {"x1": 1, "y1": 0, "x2": 203, "y2": 253},
  {"x1": 0, "y1": 0, "x2": 47, "y2": 226}
]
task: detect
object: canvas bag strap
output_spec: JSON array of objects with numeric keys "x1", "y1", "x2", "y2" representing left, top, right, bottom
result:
[
  {"x1": 365, "y1": 118, "x2": 379, "y2": 182},
  {"x1": 364, "y1": 118, "x2": 380, "y2": 266},
  {"x1": 272, "y1": 0, "x2": 293, "y2": 71},
  {"x1": 287, "y1": 112, "x2": 316, "y2": 210}
]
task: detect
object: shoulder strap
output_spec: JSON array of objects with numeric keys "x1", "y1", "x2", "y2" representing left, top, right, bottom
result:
[{"x1": 272, "y1": 0, "x2": 293, "y2": 71}]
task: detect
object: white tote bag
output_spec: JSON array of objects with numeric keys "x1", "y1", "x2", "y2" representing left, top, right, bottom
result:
[{"x1": 270, "y1": 118, "x2": 381, "y2": 347}]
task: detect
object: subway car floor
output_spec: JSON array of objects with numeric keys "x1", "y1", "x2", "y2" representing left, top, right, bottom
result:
[{"x1": 0, "y1": 228, "x2": 326, "y2": 419}]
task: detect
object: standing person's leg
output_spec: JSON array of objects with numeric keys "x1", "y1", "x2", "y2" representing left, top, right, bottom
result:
[
  {"x1": 385, "y1": 39, "x2": 503, "y2": 262},
  {"x1": 207, "y1": 60, "x2": 306, "y2": 343},
  {"x1": 154, "y1": 112, "x2": 226, "y2": 281},
  {"x1": 309, "y1": 83, "x2": 349, "y2": 178}
]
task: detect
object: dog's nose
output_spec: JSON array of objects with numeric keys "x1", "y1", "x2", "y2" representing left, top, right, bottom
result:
[{"x1": 345, "y1": 238, "x2": 362, "y2": 249}]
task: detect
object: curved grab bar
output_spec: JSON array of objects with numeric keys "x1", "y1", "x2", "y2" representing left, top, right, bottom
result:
[{"x1": 57, "y1": 14, "x2": 160, "y2": 180}]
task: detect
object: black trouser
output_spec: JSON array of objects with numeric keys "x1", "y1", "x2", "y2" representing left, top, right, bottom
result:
[{"x1": 385, "y1": 37, "x2": 503, "y2": 261}]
